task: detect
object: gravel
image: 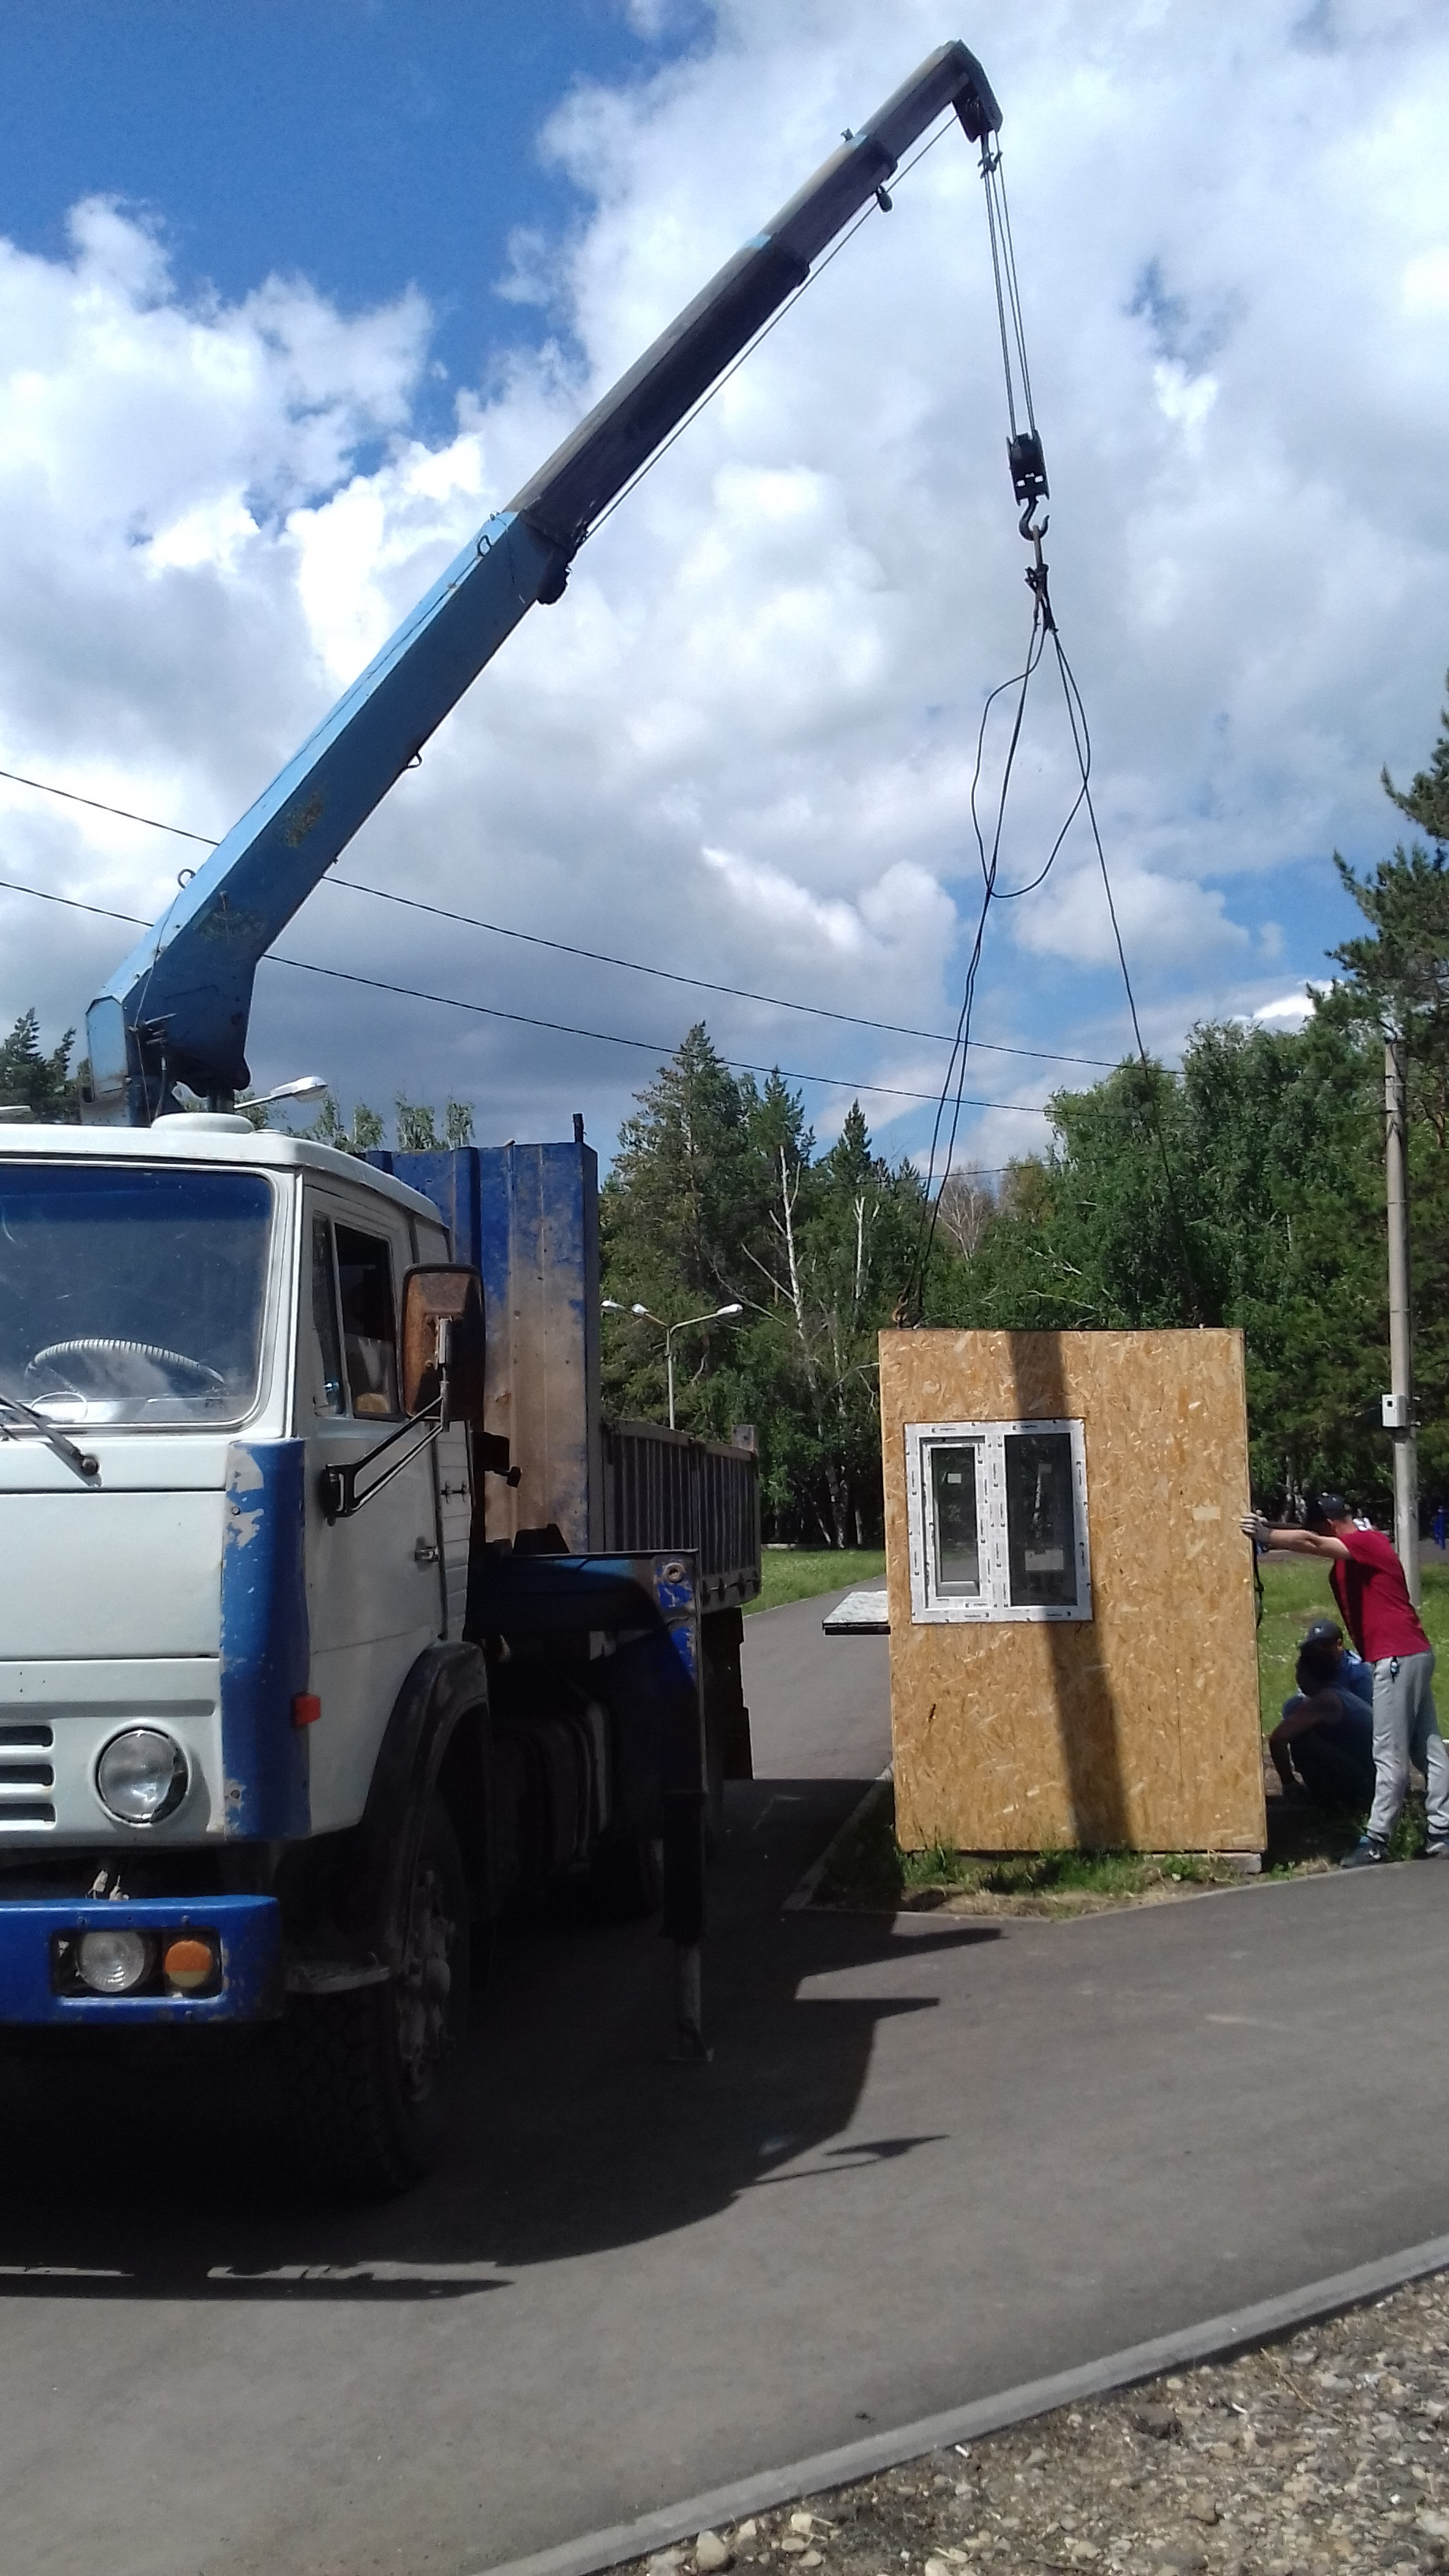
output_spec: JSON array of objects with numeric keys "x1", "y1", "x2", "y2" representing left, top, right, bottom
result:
[{"x1": 635, "y1": 2269, "x2": 1449, "y2": 2576}]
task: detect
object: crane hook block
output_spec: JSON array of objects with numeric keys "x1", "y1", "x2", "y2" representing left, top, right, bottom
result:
[{"x1": 1007, "y1": 431, "x2": 1049, "y2": 513}]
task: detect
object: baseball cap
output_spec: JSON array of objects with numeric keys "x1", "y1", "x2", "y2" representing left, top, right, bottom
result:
[
  {"x1": 1309, "y1": 1492, "x2": 1349, "y2": 1527},
  {"x1": 1303, "y1": 1618, "x2": 1343, "y2": 1646}
]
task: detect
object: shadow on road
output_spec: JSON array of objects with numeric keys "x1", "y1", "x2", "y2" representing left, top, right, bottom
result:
[{"x1": 0, "y1": 1778, "x2": 997, "y2": 2302}]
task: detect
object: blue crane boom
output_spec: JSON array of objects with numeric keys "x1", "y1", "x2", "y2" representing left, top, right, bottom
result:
[{"x1": 82, "y1": 39, "x2": 1001, "y2": 1125}]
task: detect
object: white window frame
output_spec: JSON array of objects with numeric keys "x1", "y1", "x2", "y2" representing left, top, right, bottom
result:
[{"x1": 904, "y1": 1418, "x2": 1092, "y2": 1624}]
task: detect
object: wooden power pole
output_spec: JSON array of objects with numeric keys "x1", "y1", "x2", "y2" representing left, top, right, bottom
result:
[{"x1": 1384, "y1": 1035, "x2": 1421, "y2": 1601}]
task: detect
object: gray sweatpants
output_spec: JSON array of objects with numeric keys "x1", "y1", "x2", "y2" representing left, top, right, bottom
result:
[{"x1": 1366, "y1": 1649, "x2": 1449, "y2": 1844}]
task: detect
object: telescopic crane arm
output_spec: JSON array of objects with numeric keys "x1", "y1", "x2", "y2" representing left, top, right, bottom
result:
[{"x1": 82, "y1": 41, "x2": 1002, "y2": 1125}]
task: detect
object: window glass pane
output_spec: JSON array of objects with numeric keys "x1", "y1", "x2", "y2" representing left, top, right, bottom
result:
[
  {"x1": 310, "y1": 1216, "x2": 346, "y2": 1415},
  {"x1": 1004, "y1": 1431, "x2": 1077, "y2": 1606},
  {"x1": 334, "y1": 1225, "x2": 399, "y2": 1419},
  {"x1": 929, "y1": 1444, "x2": 981, "y2": 1597},
  {"x1": 0, "y1": 1161, "x2": 272, "y2": 1426}
]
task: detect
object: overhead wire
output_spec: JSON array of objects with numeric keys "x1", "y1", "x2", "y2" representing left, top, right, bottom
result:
[
  {"x1": 905, "y1": 596, "x2": 1049, "y2": 1311},
  {"x1": 904, "y1": 114, "x2": 1187, "y2": 1320},
  {"x1": 1044, "y1": 623, "x2": 1206, "y2": 1320},
  {"x1": 0, "y1": 100, "x2": 1151, "y2": 1175},
  {"x1": 0, "y1": 767, "x2": 1120, "y2": 1070},
  {"x1": 0, "y1": 867, "x2": 1051, "y2": 1117}
]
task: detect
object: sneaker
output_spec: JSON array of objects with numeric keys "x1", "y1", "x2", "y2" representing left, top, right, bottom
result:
[
  {"x1": 1421, "y1": 1838, "x2": 1449, "y2": 1859},
  {"x1": 1340, "y1": 1837, "x2": 1390, "y2": 1869}
]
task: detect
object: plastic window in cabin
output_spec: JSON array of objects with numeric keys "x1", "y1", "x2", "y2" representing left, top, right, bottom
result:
[
  {"x1": 905, "y1": 1420, "x2": 1091, "y2": 1623},
  {"x1": 331, "y1": 1224, "x2": 401, "y2": 1419}
]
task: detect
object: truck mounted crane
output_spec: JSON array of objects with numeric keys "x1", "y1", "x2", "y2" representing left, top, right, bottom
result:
[{"x1": 0, "y1": 41, "x2": 1005, "y2": 2192}]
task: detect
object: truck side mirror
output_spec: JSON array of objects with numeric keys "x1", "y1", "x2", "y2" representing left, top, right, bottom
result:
[{"x1": 400, "y1": 1266, "x2": 485, "y2": 1426}]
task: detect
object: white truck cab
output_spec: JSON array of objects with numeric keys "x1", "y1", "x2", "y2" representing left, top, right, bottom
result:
[
  {"x1": 0, "y1": 1117, "x2": 755, "y2": 2192},
  {"x1": 0, "y1": 1114, "x2": 467, "y2": 1855}
]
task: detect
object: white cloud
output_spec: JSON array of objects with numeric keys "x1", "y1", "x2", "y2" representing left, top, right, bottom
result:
[
  {"x1": 1252, "y1": 987, "x2": 1320, "y2": 1030},
  {"x1": 0, "y1": 2, "x2": 1447, "y2": 1170},
  {"x1": 1010, "y1": 856, "x2": 1252, "y2": 972}
]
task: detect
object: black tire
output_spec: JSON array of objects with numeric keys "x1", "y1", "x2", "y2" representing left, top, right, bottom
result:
[
  {"x1": 588, "y1": 1825, "x2": 664, "y2": 1922},
  {"x1": 285, "y1": 1795, "x2": 470, "y2": 2196}
]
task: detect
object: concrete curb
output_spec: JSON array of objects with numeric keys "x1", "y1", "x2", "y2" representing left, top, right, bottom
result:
[{"x1": 470, "y1": 2231, "x2": 1449, "y2": 2576}]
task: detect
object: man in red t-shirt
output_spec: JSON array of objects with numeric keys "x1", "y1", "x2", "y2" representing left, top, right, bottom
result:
[{"x1": 1242, "y1": 1493, "x2": 1447, "y2": 1865}]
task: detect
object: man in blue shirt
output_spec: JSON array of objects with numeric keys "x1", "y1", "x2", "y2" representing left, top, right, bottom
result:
[{"x1": 1268, "y1": 1618, "x2": 1376, "y2": 1810}]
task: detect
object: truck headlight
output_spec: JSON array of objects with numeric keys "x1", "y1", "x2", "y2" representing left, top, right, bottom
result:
[
  {"x1": 77, "y1": 1929, "x2": 154, "y2": 1994},
  {"x1": 95, "y1": 1728, "x2": 189, "y2": 1825}
]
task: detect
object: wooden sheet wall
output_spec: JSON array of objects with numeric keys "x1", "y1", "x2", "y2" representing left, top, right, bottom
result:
[{"x1": 879, "y1": 1329, "x2": 1266, "y2": 1855}]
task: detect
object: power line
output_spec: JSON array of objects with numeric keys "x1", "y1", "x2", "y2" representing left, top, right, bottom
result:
[
  {"x1": 908, "y1": 597, "x2": 1047, "y2": 1309},
  {"x1": 0, "y1": 760, "x2": 1119, "y2": 1071},
  {"x1": 318, "y1": 876, "x2": 1116, "y2": 1069},
  {"x1": 0, "y1": 867, "x2": 1050, "y2": 1116},
  {"x1": 0, "y1": 765, "x2": 217, "y2": 846},
  {"x1": 0, "y1": 114, "x2": 1113, "y2": 1151},
  {"x1": 1046, "y1": 626, "x2": 1205, "y2": 1320}
]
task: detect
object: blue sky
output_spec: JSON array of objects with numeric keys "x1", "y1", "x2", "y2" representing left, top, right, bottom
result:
[
  {"x1": 0, "y1": 1, "x2": 1445, "y2": 1171},
  {"x1": 0, "y1": 0, "x2": 698, "y2": 438}
]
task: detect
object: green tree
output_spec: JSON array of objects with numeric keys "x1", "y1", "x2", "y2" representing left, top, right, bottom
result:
[
  {"x1": 605, "y1": 1024, "x2": 762, "y2": 1301},
  {"x1": 931, "y1": 1018, "x2": 1394, "y2": 1509},
  {"x1": 0, "y1": 1009, "x2": 76, "y2": 1118},
  {"x1": 309, "y1": 1094, "x2": 386, "y2": 1154},
  {"x1": 601, "y1": 1037, "x2": 929, "y2": 1544}
]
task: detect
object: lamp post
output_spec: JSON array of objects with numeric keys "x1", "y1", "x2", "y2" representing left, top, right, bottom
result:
[{"x1": 602, "y1": 1298, "x2": 743, "y2": 1430}]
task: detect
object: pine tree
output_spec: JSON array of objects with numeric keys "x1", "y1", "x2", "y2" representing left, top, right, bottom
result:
[{"x1": 0, "y1": 1009, "x2": 76, "y2": 1118}]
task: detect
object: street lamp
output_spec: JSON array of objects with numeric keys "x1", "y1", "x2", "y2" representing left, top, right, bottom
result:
[
  {"x1": 601, "y1": 1298, "x2": 743, "y2": 1430},
  {"x1": 245, "y1": 1075, "x2": 328, "y2": 1110}
]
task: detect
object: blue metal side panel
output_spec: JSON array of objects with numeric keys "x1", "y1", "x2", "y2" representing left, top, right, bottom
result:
[
  {"x1": 0, "y1": 1894, "x2": 282, "y2": 2024},
  {"x1": 219, "y1": 1440, "x2": 311, "y2": 1839},
  {"x1": 364, "y1": 1146, "x2": 481, "y2": 1268},
  {"x1": 365, "y1": 1143, "x2": 601, "y2": 1545}
]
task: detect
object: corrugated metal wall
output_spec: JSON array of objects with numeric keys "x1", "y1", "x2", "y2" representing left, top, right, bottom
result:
[{"x1": 601, "y1": 1421, "x2": 759, "y2": 1608}]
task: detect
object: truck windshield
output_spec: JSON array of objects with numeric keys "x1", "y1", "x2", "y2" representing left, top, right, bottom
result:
[{"x1": 0, "y1": 1163, "x2": 273, "y2": 1428}]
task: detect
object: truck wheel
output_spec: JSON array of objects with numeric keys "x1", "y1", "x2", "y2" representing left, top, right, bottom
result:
[{"x1": 286, "y1": 1795, "x2": 470, "y2": 2196}]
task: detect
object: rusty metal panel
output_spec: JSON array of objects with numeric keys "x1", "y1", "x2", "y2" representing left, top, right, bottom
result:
[
  {"x1": 373, "y1": 1141, "x2": 601, "y2": 1552},
  {"x1": 361, "y1": 1145, "x2": 758, "y2": 1589}
]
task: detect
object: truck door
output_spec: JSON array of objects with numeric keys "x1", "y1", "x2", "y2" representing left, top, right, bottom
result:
[{"x1": 300, "y1": 1189, "x2": 444, "y2": 1834}]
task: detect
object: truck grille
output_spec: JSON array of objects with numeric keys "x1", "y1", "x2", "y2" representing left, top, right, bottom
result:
[{"x1": 0, "y1": 1724, "x2": 56, "y2": 1827}]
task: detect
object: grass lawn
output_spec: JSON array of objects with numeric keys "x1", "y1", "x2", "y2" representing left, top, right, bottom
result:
[
  {"x1": 747, "y1": 1547, "x2": 886, "y2": 1616},
  {"x1": 807, "y1": 1545, "x2": 1449, "y2": 1909}
]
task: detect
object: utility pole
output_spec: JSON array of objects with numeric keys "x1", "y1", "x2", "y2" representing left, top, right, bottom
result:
[{"x1": 1384, "y1": 1035, "x2": 1421, "y2": 1601}]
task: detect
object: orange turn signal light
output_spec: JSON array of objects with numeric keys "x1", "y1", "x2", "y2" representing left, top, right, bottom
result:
[
  {"x1": 163, "y1": 1936, "x2": 216, "y2": 1994},
  {"x1": 292, "y1": 1693, "x2": 321, "y2": 1728}
]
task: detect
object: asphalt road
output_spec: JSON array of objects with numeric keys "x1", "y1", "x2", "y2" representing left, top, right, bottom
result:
[{"x1": 4, "y1": 1593, "x2": 1449, "y2": 2576}]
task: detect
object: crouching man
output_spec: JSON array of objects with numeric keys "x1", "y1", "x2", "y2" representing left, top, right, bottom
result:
[
  {"x1": 1242, "y1": 1495, "x2": 1449, "y2": 1867},
  {"x1": 1269, "y1": 1619, "x2": 1376, "y2": 1814}
]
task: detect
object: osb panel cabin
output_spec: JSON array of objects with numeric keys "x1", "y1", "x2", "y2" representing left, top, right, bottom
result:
[{"x1": 879, "y1": 1329, "x2": 1265, "y2": 1856}]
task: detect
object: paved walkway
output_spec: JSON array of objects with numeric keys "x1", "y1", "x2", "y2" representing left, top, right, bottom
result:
[{"x1": 2, "y1": 1592, "x2": 1447, "y2": 2576}]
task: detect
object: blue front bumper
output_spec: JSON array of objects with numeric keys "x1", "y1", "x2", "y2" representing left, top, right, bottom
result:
[{"x1": 0, "y1": 1893, "x2": 282, "y2": 2025}]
